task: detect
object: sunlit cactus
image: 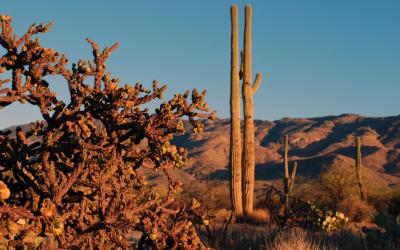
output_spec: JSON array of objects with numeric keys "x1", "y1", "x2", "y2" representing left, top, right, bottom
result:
[
  {"x1": 0, "y1": 181, "x2": 10, "y2": 201},
  {"x1": 0, "y1": 14, "x2": 214, "y2": 249},
  {"x1": 228, "y1": 4, "x2": 262, "y2": 216},
  {"x1": 283, "y1": 134, "x2": 297, "y2": 209},
  {"x1": 242, "y1": 4, "x2": 262, "y2": 215},
  {"x1": 229, "y1": 4, "x2": 243, "y2": 216},
  {"x1": 355, "y1": 136, "x2": 367, "y2": 201}
]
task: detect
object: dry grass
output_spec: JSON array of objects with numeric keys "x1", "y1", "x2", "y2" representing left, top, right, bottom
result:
[
  {"x1": 200, "y1": 217, "x2": 400, "y2": 250},
  {"x1": 250, "y1": 209, "x2": 270, "y2": 224},
  {"x1": 204, "y1": 223, "x2": 268, "y2": 250},
  {"x1": 266, "y1": 228, "x2": 337, "y2": 250},
  {"x1": 181, "y1": 180, "x2": 231, "y2": 210},
  {"x1": 207, "y1": 226, "x2": 356, "y2": 250},
  {"x1": 237, "y1": 209, "x2": 270, "y2": 225}
]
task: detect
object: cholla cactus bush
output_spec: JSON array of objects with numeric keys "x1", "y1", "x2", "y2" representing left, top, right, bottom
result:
[{"x1": 0, "y1": 15, "x2": 215, "y2": 249}]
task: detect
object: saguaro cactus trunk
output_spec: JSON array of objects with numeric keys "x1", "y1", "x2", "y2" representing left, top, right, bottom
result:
[
  {"x1": 356, "y1": 136, "x2": 367, "y2": 201},
  {"x1": 242, "y1": 4, "x2": 262, "y2": 215},
  {"x1": 283, "y1": 134, "x2": 297, "y2": 209},
  {"x1": 283, "y1": 134, "x2": 290, "y2": 207},
  {"x1": 229, "y1": 4, "x2": 243, "y2": 216}
]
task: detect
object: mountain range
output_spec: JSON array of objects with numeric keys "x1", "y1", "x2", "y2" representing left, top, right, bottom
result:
[
  {"x1": 173, "y1": 114, "x2": 400, "y2": 190},
  {"x1": 3, "y1": 114, "x2": 400, "y2": 191}
]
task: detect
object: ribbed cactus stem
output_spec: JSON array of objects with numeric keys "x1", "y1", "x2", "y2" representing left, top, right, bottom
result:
[
  {"x1": 242, "y1": 4, "x2": 262, "y2": 215},
  {"x1": 243, "y1": 5, "x2": 252, "y2": 85},
  {"x1": 229, "y1": 4, "x2": 243, "y2": 216},
  {"x1": 283, "y1": 135, "x2": 297, "y2": 211},
  {"x1": 356, "y1": 136, "x2": 366, "y2": 201},
  {"x1": 283, "y1": 134, "x2": 290, "y2": 207},
  {"x1": 290, "y1": 161, "x2": 297, "y2": 193},
  {"x1": 283, "y1": 134, "x2": 289, "y2": 196}
]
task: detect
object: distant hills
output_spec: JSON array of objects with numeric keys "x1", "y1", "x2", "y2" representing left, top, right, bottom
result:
[
  {"x1": 173, "y1": 114, "x2": 400, "y2": 190},
  {"x1": 3, "y1": 114, "x2": 400, "y2": 190}
]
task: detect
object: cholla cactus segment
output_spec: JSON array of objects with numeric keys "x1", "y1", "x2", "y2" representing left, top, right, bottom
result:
[
  {"x1": 40, "y1": 198, "x2": 56, "y2": 218},
  {"x1": 0, "y1": 181, "x2": 10, "y2": 201}
]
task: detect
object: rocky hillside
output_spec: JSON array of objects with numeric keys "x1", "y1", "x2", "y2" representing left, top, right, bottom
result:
[
  {"x1": 173, "y1": 114, "x2": 400, "y2": 189},
  {"x1": 3, "y1": 114, "x2": 400, "y2": 190}
]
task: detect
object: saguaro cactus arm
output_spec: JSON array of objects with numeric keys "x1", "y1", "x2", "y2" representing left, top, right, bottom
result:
[
  {"x1": 289, "y1": 161, "x2": 298, "y2": 192},
  {"x1": 252, "y1": 72, "x2": 262, "y2": 93}
]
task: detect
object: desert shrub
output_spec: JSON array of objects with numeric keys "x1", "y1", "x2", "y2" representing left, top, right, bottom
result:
[
  {"x1": 262, "y1": 184, "x2": 295, "y2": 228},
  {"x1": 295, "y1": 167, "x2": 357, "y2": 210},
  {"x1": 319, "y1": 168, "x2": 356, "y2": 208},
  {"x1": 262, "y1": 184, "x2": 349, "y2": 232},
  {"x1": 296, "y1": 167, "x2": 400, "y2": 223},
  {"x1": 362, "y1": 211, "x2": 400, "y2": 249},
  {"x1": 388, "y1": 190, "x2": 400, "y2": 215},
  {"x1": 0, "y1": 15, "x2": 215, "y2": 249},
  {"x1": 338, "y1": 195, "x2": 375, "y2": 222},
  {"x1": 180, "y1": 180, "x2": 230, "y2": 211},
  {"x1": 246, "y1": 208, "x2": 270, "y2": 224},
  {"x1": 236, "y1": 208, "x2": 270, "y2": 225},
  {"x1": 204, "y1": 222, "x2": 266, "y2": 250},
  {"x1": 368, "y1": 188, "x2": 400, "y2": 215}
]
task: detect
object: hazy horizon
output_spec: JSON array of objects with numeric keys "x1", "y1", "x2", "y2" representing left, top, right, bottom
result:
[{"x1": 1, "y1": 0, "x2": 399, "y2": 129}]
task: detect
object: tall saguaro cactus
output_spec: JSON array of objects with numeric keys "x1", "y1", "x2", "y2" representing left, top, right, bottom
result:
[
  {"x1": 356, "y1": 136, "x2": 367, "y2": 201},
  {"x1": 242, "y1": 4, "x2": 262, "y2": 215},
  {"x1": 229, "y1": 3, "x2": 262, "y2": 216},
  {"x1": 283, "y1": 134, "x2": 297, "y2": 209},
  {"x1": 229, "y1": 4, "x2": 243, "y2": 216}
]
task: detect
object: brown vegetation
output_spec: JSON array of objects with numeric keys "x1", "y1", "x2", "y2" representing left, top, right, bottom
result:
[
  {"x1": 338, "y1": 196, "x2": 375, "y2": 222},
  {"x1": 1, "y1": 3, "x2": 400, "y2": 249},
  {"x1": 0, "y1": 14, "x2": 215, "y2": 249}
]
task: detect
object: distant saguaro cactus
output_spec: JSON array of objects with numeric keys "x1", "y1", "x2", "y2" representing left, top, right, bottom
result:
[
  {"x1": 242, "y1": 4, "x2": 262, "y2": 215},
  {"x1": 355, "y1": 136, "x2": 367, "y2": 201},
  {"x1": 283, "y1": 134, "x2": 297, "y2": 209},
  {"x1": 229, "y1": 4, "x2": 243, "y2": 216}
]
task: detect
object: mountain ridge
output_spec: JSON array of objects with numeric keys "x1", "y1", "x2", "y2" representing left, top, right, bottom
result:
[
  {"x1": 173, "y1": 113, "x2": 400, "y2": 190},
  {"x1": 2, "y1": 113, "x2": 400, "y2": 190}
]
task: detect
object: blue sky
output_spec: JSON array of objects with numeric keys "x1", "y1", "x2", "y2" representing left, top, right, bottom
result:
[{"x1": 0, "y1": 0, "x2": 399, "y2": 129}]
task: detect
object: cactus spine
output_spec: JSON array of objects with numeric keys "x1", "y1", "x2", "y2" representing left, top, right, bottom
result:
[
  {"x1": 356, "y1": 136, "x2": 367, "y2": 201},
  {"x1": 229, "y1": 4, "x2": 243, "y2": 216},
  {"x1": 283, "y1": 134, "x2": 297, "y2": 208},
  {"x1": 242, "y1": 4, "x2": 262, "y2": 215}
]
